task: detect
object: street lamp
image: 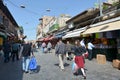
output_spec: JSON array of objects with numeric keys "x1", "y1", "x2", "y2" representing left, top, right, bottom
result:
[
  {"x1": 20, "y1": 5, "x2": 25, "y2": 8},
  {"x1": 46, "y1": 9, "x2": 51, "y2": 12}
]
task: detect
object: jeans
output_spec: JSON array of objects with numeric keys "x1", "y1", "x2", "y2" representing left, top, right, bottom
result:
[
  {"x1": 88, "y1": 49, "x2": 93, "y2": 60},
  {"x1": 4, "y1": 52, "x2": 10, "y2": 63},
  {"x1": 12, "y1": 50, "x2": 19, "y2": 61},
  {"x1": 22, "y1": 56, "x2": 30, "y2": 72}
]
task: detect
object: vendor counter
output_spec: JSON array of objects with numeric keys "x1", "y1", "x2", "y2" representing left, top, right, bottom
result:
[{"x1": 92, "y1": 48, "x2": 118, "y2": 61}]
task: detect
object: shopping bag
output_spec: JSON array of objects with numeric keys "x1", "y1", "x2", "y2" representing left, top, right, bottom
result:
[
  {"x1": 29, "y1": 56, "x2": 37, "y2": 70},
  {"x1": 83, "y1": 51, "x2": 88, "y2": 58},
  {"x1": 72, "y1": 62, "x2": 78, "y2": 73}
]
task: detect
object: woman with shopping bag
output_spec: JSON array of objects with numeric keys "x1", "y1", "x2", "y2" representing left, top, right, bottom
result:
[{"x1": 72, "y1": 40, "x2": 87, "y2": 79}]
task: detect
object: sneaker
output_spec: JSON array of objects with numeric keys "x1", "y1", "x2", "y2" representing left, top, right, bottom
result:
[
  {"x1": 67, "y1": 57, "x2": 69, "y2": 60},
  {"x1": 73, "y1": 72, "x2": 78, "y2": 76},
  {"x1": 25, "y1": 71, "x2": 29, "y2": 73},
  {"x1": 61, "y1": 69, "x2": 65, "y2": 71},
  {"x1": 83, "y1": 76, "x2": 86, "y2": 79}
]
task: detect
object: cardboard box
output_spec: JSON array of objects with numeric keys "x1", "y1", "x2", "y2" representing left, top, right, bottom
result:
[
  {"x1": 112, "y1": 59, "x2": 120, "y2": 69},
  {"x1": 97, "y1": 54, "x2": 106, "y2": 64}
]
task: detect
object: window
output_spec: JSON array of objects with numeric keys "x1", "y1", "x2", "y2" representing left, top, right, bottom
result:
[
  {"x1": 0, "y1": 15, "x2": 3, "y2": 24},
  {"x1": 4, "y1": 18, "x2": 9, "y2": 28}
]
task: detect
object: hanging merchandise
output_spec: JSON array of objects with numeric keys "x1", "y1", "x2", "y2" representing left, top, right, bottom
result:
[
  {"x1": 99, "y1": 33, "x2": 103, "y2": 38},
  {"x1": 101, "y1": 38, "x2": 108, "y2": 45},
  {"x1": 0, "y1": 37, "x2": 3, "y2": 45},
  {"x1": 95, "y1": 33, "x2": 99, "y2": 38},
  {"x1": 106, "y1": 32, "x2": 112, "y2": 38}
]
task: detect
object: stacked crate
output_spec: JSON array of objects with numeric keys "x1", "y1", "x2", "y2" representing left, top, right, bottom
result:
[
  {"x1": 112, "y1": 59, "x2": 120, "y2": 69},
  {"x1": 97, "y1": 54, "x2": 106, "y2": 64}
]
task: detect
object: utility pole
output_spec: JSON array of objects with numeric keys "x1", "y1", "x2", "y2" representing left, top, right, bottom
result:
[{"x1": 99, "y1": 0, "x2": 103, "y2": 16}]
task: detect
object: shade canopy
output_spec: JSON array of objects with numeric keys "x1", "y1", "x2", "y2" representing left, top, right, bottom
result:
[
  {"x1": 62, "y1": 28, "x2": 85, "y2": 39},
  {"x1": 82, "y1": 20, "x2": 120, "y2": 34}
]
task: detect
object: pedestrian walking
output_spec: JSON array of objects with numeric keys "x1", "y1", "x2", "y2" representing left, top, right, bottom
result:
[
  {"x1": 3, "y1": 39, "x2": 11, "y2": 63},
  {"x1": 55, "y1": 39, "x2": 66, "y2": 71},
  {"x1": 66, "y1": 41, "x2": 72, "y2": 61},
  {"x1": 41, "y1": 42, "x2": 46, "y2": 53},
  {"x1": 87, "y1": 40, "x2": 95, "y2": 60},
  {"x1": 47, "y1": 41, "x2": 52, "y2": 53},
  {"x1": 72, "y1": 40, "x2": 87, "y2": 79},
  {"x1": 80, "y1": 39, "x2": 86, "y2": 48},
  {"x1": 19, "y1": 43, "x2": 23, "y2": 59},
  {"x1": 11, "y1": 42, "x2": 19, "y2": 62},
  {"x1": 21, "y1": 41, "x2": 34, "y2": 73}
]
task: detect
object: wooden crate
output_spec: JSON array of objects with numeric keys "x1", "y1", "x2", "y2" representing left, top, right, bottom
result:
[
  {"x1": 112, "y1": 59, "x2": 120, "y2": 69},
  {"x1": 96, "y1": 54, "x2": 106, "y2": 64}
]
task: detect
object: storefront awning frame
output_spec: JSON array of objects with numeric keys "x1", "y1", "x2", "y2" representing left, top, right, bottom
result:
[
  {"x1": 62, "y1": 27, "x2": 85, "y2": 39},
  {"x1": 82, "y1": 17, "x2": 120, "y2": 34}
]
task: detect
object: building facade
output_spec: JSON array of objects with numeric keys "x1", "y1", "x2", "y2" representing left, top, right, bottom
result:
[
  {"x1": 36, "y1": 14, "x2": 71, "y2": 41},
  {"x1": 0, "y1": 1, "x2": 19, "y2": 44},
  {"x1": 107, "y1": 0, "x2": 119, "y2": 4}
]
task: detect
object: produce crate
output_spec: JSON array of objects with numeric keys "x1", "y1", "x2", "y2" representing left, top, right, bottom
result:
[
  {"x1": 112, "y1": 59, "x2": 120, "y2": 69},
  {"x1": 96, "y1": 54, "x2": 106, "y2": 64}
]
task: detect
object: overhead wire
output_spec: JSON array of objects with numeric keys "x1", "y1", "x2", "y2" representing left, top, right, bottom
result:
[{"x1": 6, "y1": 0, "x2": 40, "y2": 15}]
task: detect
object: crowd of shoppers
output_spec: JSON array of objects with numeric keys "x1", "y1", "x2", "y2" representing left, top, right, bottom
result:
[
  {"x1": 0, "y1": 37, "x2": 95, "y2": 78},
  {"x1": 0, "y1": 38, "x2": 35, "y2": 74},
  {"x1": 54, "y1": 38, "x2": 95, "y2": 79},
  {"x1": 41, "y1": 41, "x2": 52, "y2": 53}
]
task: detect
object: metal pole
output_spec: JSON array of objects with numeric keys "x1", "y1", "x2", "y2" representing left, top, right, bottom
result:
[{"x1": 99, "y1": 0, "x2": 103, "y2": 16}]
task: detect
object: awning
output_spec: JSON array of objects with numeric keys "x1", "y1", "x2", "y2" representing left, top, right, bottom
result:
[
  {"x1": 82, "y1": 20, "x2": 120, "y2": 34},
  {"x1": 38, "y1": 36, "x2": 54, "y2": 42},
  {"x1": 54, "y1": 33, "x2": 65, "y2": 38},
  {"x1": 54, "y1": 35, "x2": 63, "y2": 38},
  {"x1": 38, "y1": 38, "x2": 44, "y2": 41},
  {"x1": 49, "y1": 36, "x2": 54, "y2": 40},
  {"x1": 37, "y1": 34, "x2": 43, "y2": 40},
  {"x1": 62, "y1": 28, "x2": 85, "y2": 39},
  {"x1": 6, "y1": 33, "x2": 11, "y2": 37},
  {"x1": 44, "y1": 37, "x2": 49, "y2": 41},
  {"x1": 10, "y1": 33, "x2": 15, "y2": 36},
  {"x1": 0, "y1": 32, "x2": 7, "y2": 39}
]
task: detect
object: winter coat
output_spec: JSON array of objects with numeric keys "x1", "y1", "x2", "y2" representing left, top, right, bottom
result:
[{"x1": 55, "y1": 42, "x2": 66, "y2": 54}]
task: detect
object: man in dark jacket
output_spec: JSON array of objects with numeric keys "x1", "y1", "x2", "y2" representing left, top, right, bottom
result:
[
  {"x1": 3, "y1": 40, "x2": 11, "y2": 63},
  {"x1": 55, "y1": 39, "x2": 66, "y2": 71},
  {"x1": 22, "y1": 41, "x2": 33, "y2": 73},
  {"x1": 11, "y1": 42, "x2": 19, "y2": 62},
  {"x1": 66, "y1": 41, "x2": 72, "y2": 60}
]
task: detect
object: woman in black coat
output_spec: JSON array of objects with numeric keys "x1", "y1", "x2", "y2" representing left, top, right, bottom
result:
[{"x1": 72, "y1": 40, "x2": 87, "y2": 79}]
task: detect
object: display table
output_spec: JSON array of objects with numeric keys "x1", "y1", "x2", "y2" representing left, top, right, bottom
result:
[{"x1": 93, "y1": 48, "x2": 118, "y2": 61}]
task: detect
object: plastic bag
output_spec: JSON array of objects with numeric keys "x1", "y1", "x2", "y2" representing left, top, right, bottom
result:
[
  {"x1": 29, "y1": 56, "x2": 37, "y2": 70},
  {"x1": 72, "y1": 62, "x2": 78, "y2": 73}
]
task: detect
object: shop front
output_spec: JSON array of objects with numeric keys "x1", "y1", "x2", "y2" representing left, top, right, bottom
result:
[
  {"x1": 0, "y1": 31, "x2": 7, "y2": 45},
  {"x1": 82, "y1": 19, "x2": 120, "y2": 62},
  {"x1": 92, "y1": 36, "x2": 118, "y2": 61}
]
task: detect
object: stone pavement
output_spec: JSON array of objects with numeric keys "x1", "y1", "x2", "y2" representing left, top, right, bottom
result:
[{"x1": 0, "y1": 48, "x2": 120, "y2": 80}]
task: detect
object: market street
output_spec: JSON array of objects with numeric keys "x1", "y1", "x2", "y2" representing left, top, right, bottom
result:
[{"x1": 0, "y1": 48, "x2": 120, "y2": 80}]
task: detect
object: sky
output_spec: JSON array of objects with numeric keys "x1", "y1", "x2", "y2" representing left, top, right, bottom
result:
[{"x1": 3, "y1": 0, "x2": 106, "y2": 40}]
